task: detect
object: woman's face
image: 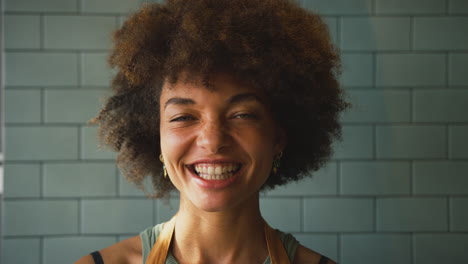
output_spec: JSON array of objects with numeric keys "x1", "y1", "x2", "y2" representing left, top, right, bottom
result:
[{"x1": 159, "y1": 74, "x2": 285, "y2": 212}]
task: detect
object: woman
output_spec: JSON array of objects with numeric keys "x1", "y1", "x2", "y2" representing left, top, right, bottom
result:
[{"x1": 76, "y1": 0, "x2": 348, "y2": 263}]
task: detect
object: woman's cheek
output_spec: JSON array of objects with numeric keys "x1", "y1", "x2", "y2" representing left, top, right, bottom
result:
[{"x1": 161, "y1": 127, "x2": 195, "y2": 154}]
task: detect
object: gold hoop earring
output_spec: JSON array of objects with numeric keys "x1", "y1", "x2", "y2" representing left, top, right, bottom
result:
[
  {"x1": 159, "y1": 154, "x2": 168, "y2": 178},
  {"x1": 272, "y1": 151, "x2": 283, "y2": 175}
]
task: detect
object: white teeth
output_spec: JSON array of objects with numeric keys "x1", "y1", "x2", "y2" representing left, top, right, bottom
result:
[
  {"x1": 193, "y1": 163, "x2": 240, "y2": 180},
  {"x1": 197, "y1": 172, "x2": 234, "y2": 180}
]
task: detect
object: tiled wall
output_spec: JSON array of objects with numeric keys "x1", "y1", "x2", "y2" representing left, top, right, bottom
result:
[{"x1": 2, "y1": 0, "x2": 468, "y2": 263}]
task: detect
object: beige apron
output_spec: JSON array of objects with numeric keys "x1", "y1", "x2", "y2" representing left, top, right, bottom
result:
[{"x1": 145, "y1": 216, "x2": 291, "y2": 264}]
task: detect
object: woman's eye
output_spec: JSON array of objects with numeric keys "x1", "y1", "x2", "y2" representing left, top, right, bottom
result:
[
  {"x1": 170, "y1": 115, "x2": 195, "y2": 122},
  {"x1": 233, "y1": 113, "x2": 258, "y2": 119}
]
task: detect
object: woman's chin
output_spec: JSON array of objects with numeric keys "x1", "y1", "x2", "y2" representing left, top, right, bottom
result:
[{"x1": 184, "y1": 191, "x2": 258, "y2": 214}]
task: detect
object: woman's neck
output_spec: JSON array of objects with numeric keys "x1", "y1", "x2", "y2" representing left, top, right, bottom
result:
[{"x1": 171, "y1": 193, "x2": 269, "y2": 264}]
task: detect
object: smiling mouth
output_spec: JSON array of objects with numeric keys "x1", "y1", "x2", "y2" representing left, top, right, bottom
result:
[{"x1": 188, "y1": 163, "x2": 242, "y2": 180}]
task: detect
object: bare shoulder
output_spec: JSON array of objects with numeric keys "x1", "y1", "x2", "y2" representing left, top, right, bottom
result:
[
  {"x1": 293, "y1": 245, "x2": 337, "y2": 264},
  {"x1": 74, "y1": 235, "x2": 142, "y2": 264}
]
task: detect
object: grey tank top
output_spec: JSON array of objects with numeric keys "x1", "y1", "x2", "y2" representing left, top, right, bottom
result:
[{"x1": 140, "y1": 223, "x2": 299, "y2": 264}]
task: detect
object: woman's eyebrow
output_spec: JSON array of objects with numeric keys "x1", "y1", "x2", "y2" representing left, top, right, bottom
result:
[
  {"x1": 228, "y1": 93, "x2": 263, "y2": 105},
  {"x1": 164, "y1": 97, "x2": 195, "y2": 109},
  {"x1": 164, "y1": 93, "x2": 262, "y2": 109}
]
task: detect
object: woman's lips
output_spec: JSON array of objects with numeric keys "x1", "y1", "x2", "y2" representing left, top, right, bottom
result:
[
  {"x1": 193, "y1": 163, "x2": 241, "y2": 180},
  {"x1": 187, "y1": 162, "x2": 243, "y2": 189}
]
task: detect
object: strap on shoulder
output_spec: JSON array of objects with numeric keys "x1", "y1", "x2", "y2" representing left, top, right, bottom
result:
[
  {"x1": 264, "y1": 221, "x2": 291, "y2": 264},
  {"x1": 145, "y1": 216, "x2": 177, "y2": 264},
  {"x1": 90, "y1": 251, "x2": 104, "y2": 264},
  {"x1": 319, "y1": 255, "x2": 330, "y2": 264}
]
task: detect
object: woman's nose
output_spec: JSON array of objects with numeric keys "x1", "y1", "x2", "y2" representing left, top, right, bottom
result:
[{"x1": 196, "y1": 120, "x2": 230, "y2": 153}]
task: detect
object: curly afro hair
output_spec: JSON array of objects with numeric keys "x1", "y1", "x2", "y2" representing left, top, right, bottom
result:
[{"x1": 92, "y1": 0, "x2": 349, "y2": 198}]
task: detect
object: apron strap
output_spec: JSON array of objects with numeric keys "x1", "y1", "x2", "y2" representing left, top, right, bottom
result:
[
  {"x1": 145, "y1": 215, "x2": 177, "y2": 264},
  {"x1": 264, "y1": 221, "x2": 291, "y2": 264},
  {"x1": 145, "y1": 216, "x2": 291, "y2": 264}
]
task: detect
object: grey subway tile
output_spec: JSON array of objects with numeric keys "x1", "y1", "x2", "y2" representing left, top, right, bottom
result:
[
  {"x1": 300, "y1": 0, "x2": 372, "y2": 15},
  {"x1": 341, "y1": 90, "x2": 411, "y2": 123},
  {"x1": 375, "y1": 0, "x2": 446, "y2": 14},
  {"x1": 81, "y1": 0, "x2": 140, "y2": 13},
  {"x1": 449, "y1": 53, "x2": 468, "y2": 86},
  {"x1": 376, "y1": 54, "x2": 446, "y2": 87},
  {"x1": 156, "y1": 198, "x2": 179, "y2": 223},
  {"x1": 333, "y1": 125, "x2": 374, "y2": 159},
  {"x1": 414, "y1": 17, "x2": 468, "y2": 50},
  {"x1": 6, "y1": 126, "x2": 79, "y2": 161},
  {"x1": 376, "y1": 125, "x2": 446, "y2": 159},
  {"x1": 44, "y1": 16, "x2": 116, "y2": 50},
  {"x1": 2, "y1": 238, "x2": 41, "y2": 264},
  {"x1": 377, "y1": 198, "x2": 447, "y2": 231},
  {"x1": 414, "y1": 161, "x2": 468, "y2": 195},
  {"x1": 82, "y1": 53, "x2": 114, "y2": 86},
  {"x1": 342, "y1": 234, "x2": 412, "y2": 264},
  {"x1": 5, "y1": 89, "x2": 41, "y2": 123},
  {"x1": 4, "y1": 163, "x2": 41, "y2": 198},
  {"x1": 4, "y1": 200, "x2": 79, "y2": 236},
  {"x1": 260, "y1": 198, "x2": 301, "y2": 232},
  {"x1": 414, "y1": 89, "x2": 468, "y2": 122},
  {"x1": 6, "y1": 52, "x2": 78, "y2": 86},
  {"x1": 5, "y1": 15, "x2": 41, "y2": 49},
  {"x1": 341, "y1": 17, "x2": 410, "y2": 51},
  {"x1": 43, "y1": 162, "x2": 117, "y2": 197},
  {"x1": 81, "y1": 126, "x2": 117, "y2": 160},
  {"x1": 4, "y1": 0, "x2": 78, "y2": 12},
  {"x1": 43, "y1": 237, "x2": 116, "y2": 264},
  {"x1": 341, "y1": 161, "x2": 411, "y2": 195},
  {"x1": 45, "y1": 89, "x2": 107, "y2": 123},
  {"x1": 82, "y1": 199, "x2": 154, "y2": 234},
  {"x1": 449, "y1": 0, "x2": 468, "y2": 14},
  {"x1": 414, "y1": 234, "x2": 468, "y2": 264},
  {"x1": 323, "y1": 17, "x2": 338, "y2": 46},
  {"x1": 118, "y1": 170, "x2": 149, "y2": 197},
  {"x1": 304, "y1": 198, "x2": 374, "y2": 232},
  {"x1": 267, "y1": 163, "x2": 337, "y2": 196},
  {"x1": 340, "y1": 53, "x2": 373, "y2": 87},
  {"x1": 450, "y1": 126, "x2": 468, "y2": 159},
  {"x1": 451, "y1": 198, "x2": 468, "y2": 231}
]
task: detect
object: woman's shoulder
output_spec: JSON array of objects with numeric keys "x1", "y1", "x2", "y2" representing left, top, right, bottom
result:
[
  {"x1": 74, "y1": 235, "x2": 142, "y2": 264},
  {"x1": 293, "y1": 245, "x2": 337, "y2": 264},
  {"x1": 74, "y1": 222, "x2": 165, "y2": 264},
  {"x1": 274, "y1": 229, "x2": 336, "y2": 264}
]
